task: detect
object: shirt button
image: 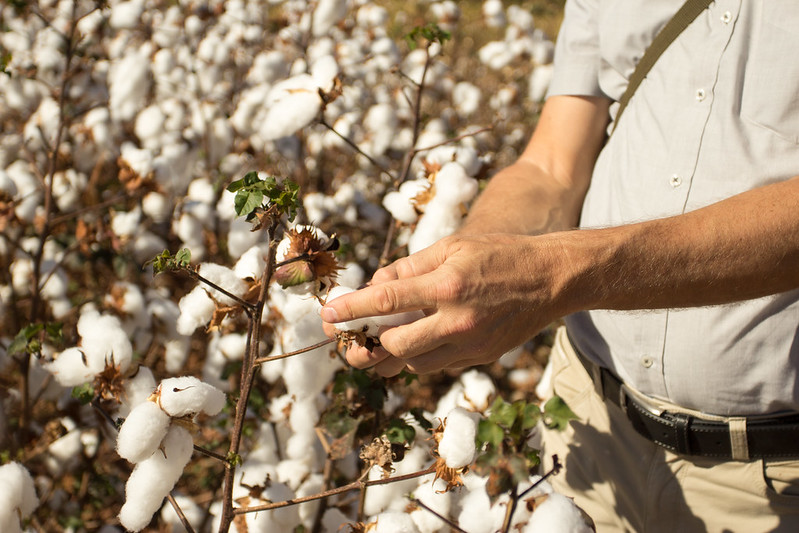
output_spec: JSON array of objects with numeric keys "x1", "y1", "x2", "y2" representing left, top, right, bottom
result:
[
  {"x1": 640, "y1": 356, "x2": 654, "y2": 368},
  {"x1": 721, "y1": 11, "x2": 732, "y2": 24},
  {"x1": 670, "y1": 174, "x2": 682, "y2": 188},
  {"x1": 696, "y1": 88, "x2": 706, "y2": 101}
]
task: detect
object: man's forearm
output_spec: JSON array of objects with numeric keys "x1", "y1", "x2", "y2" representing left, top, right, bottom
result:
[{"x1": 556, "y1": 175, "x2": 799, "y2": 313}]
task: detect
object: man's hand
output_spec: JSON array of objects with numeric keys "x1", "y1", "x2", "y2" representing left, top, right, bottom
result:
[{"x1": 321, "y1": 232, "x2": 575, "y2": 376}]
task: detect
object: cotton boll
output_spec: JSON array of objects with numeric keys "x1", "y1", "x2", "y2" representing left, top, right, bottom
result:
[
  {"x1": 529, "y1": 64, "x2": 554, "y2": 103},
  {"x1": 109, "y1": 47, "x2": 152, "y2": 122},
  {"x1": 52, "y1": 169, "x2": 87, "y2": 212},
  {"x1": 261, "y1": 76, "x2": 322, "y2": 140},
  {"x1": 119, "y1": 425, "x2": 194, "y2": 532},
  {"x1": 433, "y1": 162, "x2": 479, "y2": 205},
  {"x1": 312, "y1": 0, "x2": 347, "y2": 36},
  {"x1": 0, "y1": 462, "x2": 38, "y2": 524},
  {"x1": 109, "y1": 0, "x2": 144, "y2": 30},
  {"x1": 261, "y1": 481, "x2": 301, "y2": 528},
  {"x1": 478, "y1": 41, "x2": 514, "y2": 70},
  {"x1": 372, "y1": 510, "x2": 421, "y2": 533},
  {"x1": 43, "y1": 347, "x2": 98, "y2": 387},
  {"x1": 364, "y1": 446, "x2": 431, "y2": 516},
  {"x1": 77, "y1": 310, "x2": 133, "y2": 374},
  {"x1": 120, "y1": 366, "x2": 157, "y2": 414},
  {"x1": 382, "y1": 191, "x2": 419, "y2": 224},
  {"x1": 44, "y1": 419, "x2": 83, "y2": 476},
  {"x1": 483, "y1": 0, "x2": 506, "y2": 28},
  {"x1": 453, "y1": 82, "x2": 482, "y2": 117},
  {"x1": 176, "y1": 285, "x2": 216, "y2": 335},
  {"x1": 438, "y1": 407, "x2": 480, "y2": 469},
  {"x1": 507, "y1": 5, "x2": 535, "y2": 32},
  {"x1": 111, "y1": 207, "x2": 142, "y2": 239},
  {"x1": 116, "y1": 401, "x2": 171, "y2": 464},
  {"x1": 410, "y1": 478, "x2": 451, "y2": 533},
  {"x1": 523, "y1": 493, "x2": 593, "y2": 533},
  {"x1": 157, "y1": 376, "x2": 226, "y2": 418},
  {"x1": 459, "y1": 370, "x2": 496, "y2": 412},
  {"x1": 456, "y1": 475, "x2": 506, "y2": 533},
  {"x1": 235, "y1": 244, "x2": 269, "y2": 281},
  {"x1": 141, "y1": 191, "x2": 173, "y2": 224},
  {"x1": 197, "y1": 262, "x2": 248, "y2": 306},
  {"x1": 6, "y1": 159, "x2": 42, "y2": 222},
  {"x1": 407, "y1": 201, "x2": 463, "y2": 255}
]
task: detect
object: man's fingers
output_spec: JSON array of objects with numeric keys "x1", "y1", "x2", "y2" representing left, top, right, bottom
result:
[
  {"x1": 373, "y1": 357, "x2": 407, "y2": 377},
  {"x1": 345, "y1": 344, "x2": 390, "y2": 369},
  {"x1": 321, "y1": 271, "x2": 444, "y2": 322}
]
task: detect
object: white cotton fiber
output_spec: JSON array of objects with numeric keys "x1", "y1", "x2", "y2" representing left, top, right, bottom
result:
[
  {"x1": 198, "y1": 263, "x2": 248, "y2": 306},
  {"x1": 459, "y1": 370, "x2": 496, "y2": 411},
  {"x1": 176, "y1": 285, "x2": 216, "y2": 335},
  {"x1": 119, "y1": 425, "x2": 194, "y2": 532},
  {"x1": 77, "y1": 309, "x2": 133, "y2": 373},
  {"x1": 44, "y1": 347, "x2": 97, "y2": 386},
  {"x1": 158, "y1": 376, "x2": 226, "y2": 417},
  {"x1": 438, "y1": 407, "x2": 480, "y2": 469},
  {"x1": 523, "y1": 493, "x2": 593, "y2": 533},
  {"x1": 372, "y1": 510, "x2": 421, "y2": 533},
  {"x1": 410, "y1": 478, "x2": 451, "y2": 533},
  {"x1": 0, "y1": 462, "x2": 38, "y2": 522},
  {"x1": 116, "y1": 401, "x2": 170, "y2": 464},
  {"x1": 433, "y1": 162, "x2": 479, "y2": 206}
]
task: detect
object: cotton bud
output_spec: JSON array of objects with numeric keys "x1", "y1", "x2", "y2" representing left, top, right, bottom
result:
[
  {"x1": 274, "y1": 226, "x2": 339, "y2": 291},
  {"x1": 156, "y1": 376, "x2": 226, "y2": 418},
  {"x1": 116, "y1": 401, "x2": 171, "y2": 464},
  {"x1": 438, "y1": 407, "x2": 480, "y2": 469}
]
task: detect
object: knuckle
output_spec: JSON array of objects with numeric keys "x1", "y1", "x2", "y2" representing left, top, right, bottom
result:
[{"x1": 372, "y1": 286, "x2": 399, "y2": 315}]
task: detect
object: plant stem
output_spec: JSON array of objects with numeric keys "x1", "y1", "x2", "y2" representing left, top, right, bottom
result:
[
  {"x1": 188, "y1": 271, "x2": 256, "y2": 311},
  {"x1": 167, "y1": 493, "x2": 197, "y2": 533},
  {"x1": 217, "y1": 226, "x2": 277, "y2": 533},
  {"x1": 412, "y1": 498, "x2": 468, "y2": 533},
  {"x1": 253, "y1": 338, "x2": 335, "y2": 365},
  {"x1": 233, "y1": 464, "x2": 436, "y2": 515}
]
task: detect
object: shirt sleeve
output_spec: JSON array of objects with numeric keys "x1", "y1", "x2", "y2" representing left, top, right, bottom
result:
[{"x1": 546, "y1": 0, "x2": 605, "y2": 98}]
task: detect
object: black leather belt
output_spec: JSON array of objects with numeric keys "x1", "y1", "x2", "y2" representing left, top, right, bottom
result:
[{"x1": 568, "y1": 333, "x2": 799, "y2": 460}]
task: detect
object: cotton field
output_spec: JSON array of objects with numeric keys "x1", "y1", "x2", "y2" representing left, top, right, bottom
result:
[{"x1": 0, "y1": 0, "x2": 589, "y2": 531}]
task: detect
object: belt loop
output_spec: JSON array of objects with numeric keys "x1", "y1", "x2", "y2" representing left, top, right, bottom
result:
[
  {"x1": 673, "y1": 413, "x2": 693, "y2": 455},
  {"x1": 729, "y1": 418, "x2": 750, "y2": 461}
]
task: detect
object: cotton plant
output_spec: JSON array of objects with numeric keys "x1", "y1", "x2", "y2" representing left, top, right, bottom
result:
[{"x1": 116, "y1": 376, "x2": 226, "y2": 531}]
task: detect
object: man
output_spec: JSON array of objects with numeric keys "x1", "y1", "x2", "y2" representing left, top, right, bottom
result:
[{"x1": 322, "y1": 1, "x2": 799, "y2": 530}]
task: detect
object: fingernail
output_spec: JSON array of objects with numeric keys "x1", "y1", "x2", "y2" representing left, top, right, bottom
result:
[{"x1": 320, "y1": 306, "x2": 339, "y2": 323}]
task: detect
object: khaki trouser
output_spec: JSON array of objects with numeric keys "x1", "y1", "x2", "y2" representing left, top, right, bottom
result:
[{"x1": 540, "y1": 327, "x2": 799, "y2": 533}]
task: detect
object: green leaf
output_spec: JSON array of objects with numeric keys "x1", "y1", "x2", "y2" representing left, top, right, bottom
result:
[
  {"x1": 233, "y1": 189, "x2": 264, "y2": 218},
  {"x1": 226, "y1": 451, "x2": 243, "y2": 466},
  {"x1": 520, "y1": 402, "x2": 542, "y2": 431},
  {"x1": 384, "y1": 418, "x2": 416, "y2": 444},
  {"x1": 8, "y1": 323, "x2": 47, "y2": 356},
  {"x1": 477, "y1": 419, "x2": 504, "y2": 449},
  {"x1": 226, "y1": 171, "x2": 260, "y2": 192},
  {"x1": 543, "y1": 396, "x2": 579, "y2": 431},
  {"x1": 175, "y1": 248, "x2": 191, "y2": 267},
  {"x1": 71, "y1": 383, "x2": 95, "y2": 405},
  {"x1": 488, "y1": 397, "x2": 519, "y2": 429}
]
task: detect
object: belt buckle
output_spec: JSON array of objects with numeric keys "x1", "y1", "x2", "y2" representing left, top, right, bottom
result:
[{"x1": 619, "y1": 383, "x2": 663, "y2": 417}]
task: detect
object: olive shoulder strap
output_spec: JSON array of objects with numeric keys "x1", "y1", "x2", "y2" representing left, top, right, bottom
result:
[{"x1": 612, "y1": 0, "x2": 715, "y2": 134}]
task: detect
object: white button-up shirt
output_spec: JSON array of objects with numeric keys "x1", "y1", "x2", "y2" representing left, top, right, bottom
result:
[{"x1": 550, "y1": 0, "x2": 799, "y2": 415}]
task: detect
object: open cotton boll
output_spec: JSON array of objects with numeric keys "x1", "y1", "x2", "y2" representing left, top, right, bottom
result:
[
  {"x1": 119, "y1": 425, "x2": 194, "y2": 532},
  {"x1": 197, "y1": 262, "x2": 248, "y2": 306},
  {"x1": 459, "y1": 370, "x2": 496, "y2": 412},
  {"x1": 438, "y1": 407, "x2": 480, "y2": 469},
  {"x1": 456, "y1": 475, "x2": 506, "y2": 533},
  {"x1": 43, "y1": 347, "x2": 98, "y2": 386},
  {"x1": 483, "y1": 0, "x2": 506, "y2": 27},
  {"x1": 77, "y1": 310, "x2": 133, "y2": 372},
  {"x1": 233, "y1": 244, "x2": 268, "y2": 281},
  {"x1": 261, "y1": 81, "x2": 322, "y2": 140},
  {"x1": 382, "y1": 190, "x2": 420, "y2": 224},
  {"x1": 410, "y1": 478, "x2": 451, "y2": 533},
  {"x1": 433, "y1": 162, "x2": 479, "y2": 205},
  {"x1": 0, "y1": 462, "x2": 38, "y2": 525},
  {"x1": 372, "y1": 511, "x2": 421, "y2": 533},
  {"x1": 109, "y1": 47, "x2": 151, "y2": 122},
  {"x1": 407, "y1": 202, "x2": 463, "y2": 255},
  {"x1": 176, "y1": 285, "x2": 216, "y2": 335},
  {"x1": 116, "y1": 401, "x2": 171, "y2": 464},
  {"x1": 120, "y1": 366, "x2": 157, "y2": 414},
  {"x1": 453, "y1": 81, "x2": 482, "y2": 117},
  {"x1": 523, "y1": 493, "x2": 593, "y2": 533},
  {"x1": 157, "y1": 376, "x2": 226, "y2": 417},
  {"x1": 529, "y1": 63, "x2": 554, "y2": 103}
]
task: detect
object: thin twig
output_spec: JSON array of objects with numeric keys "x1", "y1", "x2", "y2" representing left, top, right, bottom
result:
[
  {"x1": 253, "y1": 338, "x2": 335, "y2": 365},
  {"x1": 187, "y1": 270, "x2": 256, "y2": 312},
  {"x1": 234, "y1": 464, "x2": 437, "y2": 515},
  {"x1": 412, "y1": 498, "x2": 468, "y2": 533},
  {"x1": 167, "y1": 493, "x2": 198, "y2": 533},
  {"x1": 318, "y1": 117, "x2": 395, "y2": 181},
  {"x1": 193, "y1": 444, "x2": 230, "y2": 464}
]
